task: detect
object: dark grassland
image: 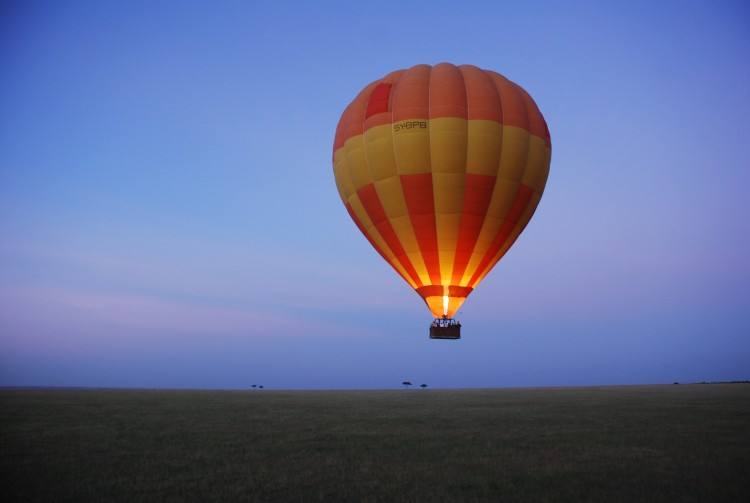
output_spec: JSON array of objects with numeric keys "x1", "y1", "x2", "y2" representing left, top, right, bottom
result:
[{"x1": 1, "y1": 385, "x2": 749, "y2": 502}]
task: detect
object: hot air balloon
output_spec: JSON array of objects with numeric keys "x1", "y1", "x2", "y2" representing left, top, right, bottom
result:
[{"x1": 332, "y1": 63, "x2": 551, "y2": 339}]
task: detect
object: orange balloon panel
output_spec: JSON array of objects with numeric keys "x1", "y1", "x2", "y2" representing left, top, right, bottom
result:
[{"x1": 332, "y1": 63, "x2": 551, "y2": 318}]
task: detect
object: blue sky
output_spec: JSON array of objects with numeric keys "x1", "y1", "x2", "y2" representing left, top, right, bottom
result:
[{"x1": 1, "y1": 0, "x2": 748, "y2": 388}]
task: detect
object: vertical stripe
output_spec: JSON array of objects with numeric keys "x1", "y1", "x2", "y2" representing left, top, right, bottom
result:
[
  {"x1": 472, "y1": 190, "x2": 543, "y2": 287},
  {"x1": 465, "y1": 79, "x2": 547, "y2": 288},
  {"x1": 457, "y1": 73, "x2": 532, "y2": 286},
  {"x1": 450, "y1": 173, "x2": 496, "y2": 284},
  {"x1": 429, "y1": 63, "x2": 467, "y2": 285},
  {"x1": 400, "y1": 173, "x2": 441, "y2": 285},
  {"x1": 390, "y1": 65, "x2": 441, "y2": 285},
  {"x1": 347, "y1": 194, "x2": 415, "y2": 288},
  {"x1": 363, "y1": 119, "x2": 431, "y2": 285},
  {"x1": 467, "y1": 183, "x2": 533, "y2": 287},
  {"x1": 373, "y1": 175, "x2": 432, "y2": 285},
  {"x1": 337, "y1": 129, "x2": 413, "y2": 287},
  {"x1": 345, "y1": 203, "x2": 413, "y2": 287},
  {"x1": 357, "y1": 184, "x2": 423, "y2": 287},
  {"x1": 448, "y1": 66, "x2": 503, "y2": 287}
]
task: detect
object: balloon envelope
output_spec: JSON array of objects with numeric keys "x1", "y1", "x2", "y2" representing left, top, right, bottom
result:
[{"x1": 333, "y1": 63, "x2": 551, "y2": 318}]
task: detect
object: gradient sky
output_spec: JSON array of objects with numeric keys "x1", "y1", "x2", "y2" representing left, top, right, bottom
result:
[{"x1": 1, "y1": 0, "x2": 748, "y2": 389}]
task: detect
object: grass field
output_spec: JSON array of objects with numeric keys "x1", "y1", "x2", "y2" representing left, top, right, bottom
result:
[{"x1": 1, "y1": 384, "x2": 749, "y2": 502}]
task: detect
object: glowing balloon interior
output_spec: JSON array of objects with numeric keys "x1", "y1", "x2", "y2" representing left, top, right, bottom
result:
[{"x1": 332, "y1": 63, "x2": 551, "y2": 337}]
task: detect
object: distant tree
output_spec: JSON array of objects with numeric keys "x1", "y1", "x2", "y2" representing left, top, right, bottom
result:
[
  {"x1": 251, "y1": 385, "x2": 257, "y2": 388},
  {"x1": 420, "y1": 384, "x2": 428, "y2": 389},
  {"x1": 402, "y1": 381, "x2": 412, "y2": 389},
  {"x1": 258, "y1": 385, "x2": 264, "y2": 389}
]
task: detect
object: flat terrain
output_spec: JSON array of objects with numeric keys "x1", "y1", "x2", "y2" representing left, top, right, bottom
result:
[{"x1": 1, "y1": 385, "x2": 749, "y2": 502}]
